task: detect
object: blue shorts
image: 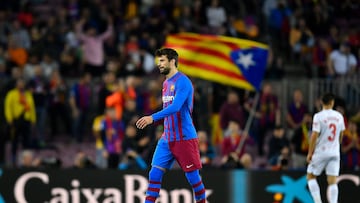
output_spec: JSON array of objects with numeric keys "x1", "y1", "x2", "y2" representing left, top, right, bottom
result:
[{"x1": 151, "y1": 137, "x2": 202, "y2": 172}]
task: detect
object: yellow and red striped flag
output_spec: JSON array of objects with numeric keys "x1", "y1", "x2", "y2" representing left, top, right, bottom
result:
[{"x1": 164, "y1": 32, "x2": 269, "y2": 91}]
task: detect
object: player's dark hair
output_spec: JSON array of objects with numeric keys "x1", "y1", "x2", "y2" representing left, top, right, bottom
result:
[
  {"x1": 322, "y1": 93, "x2": 335, "y2": 105},
  {"x1": 155, "y1": 48, "x2": 178, "y2": 67}
]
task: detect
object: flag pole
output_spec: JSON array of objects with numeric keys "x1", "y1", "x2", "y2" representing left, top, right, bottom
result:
[{"x1": 236, "y1": 91, "x2": 260, "y2": 154}]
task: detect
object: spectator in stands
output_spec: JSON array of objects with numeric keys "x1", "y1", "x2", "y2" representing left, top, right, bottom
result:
[
  {"x1": 69, "y1": 72, "x2": 91, "y2": 143},
  {"x1": 289, "y1": 18, "x2": 315, "y2": 75},
  {"x1": 348, "y1": 27, "x2": 359, "y2": 53},
  {"x1": 327, "y1": 25, "x2": 341, "y2": 49},
  {"x1": 73, "y1": 151, "x2": 96, "y2": 169},
  {"x1": 291, "y1": 113, "x2": 312, "y2": 169},
  {"x1": 267, "y1": 0, "x2": 291, "y2": 50},
  {"x1": 18, "y1": 150, "x2": 41, "y2": 168},
  {"x1": 144, "y1": 125, "x2": 163, "y2": 164},
  {"x1": 59, "y1": 47, "x2": 80, "y2": 77},
  {"x1": 106, "y1": 79, "x2": 126, "y2": 121},
  {"x1": 238, "y1": 153, "x2": 253, "y2": 170},
  {"x1": 341, "y1": 120, "x2": 360, "y2": 170},
  {"x1": 28, "y1": 65, "x2": 49, "y2": 146},
  {"x1": 0, "y1": 45, "x2": 5, "y2": 70},
  {"x1": 75, "y1": 15, "x2": 113, "y2": 77},
  {"x1": 23, "y1": 54, "x2": 40, "y2": 80},
  {"x1": 6, "y1": 36, "x2": 28, "y2": 69},
  {"x1": 64, "y1": 22, "x2": 80, "y2": 50},
  {"x1": 123, "y1": 35, "x2": 147, "y2": 77},
  {"x1": 335, "y1": 97, "x2": 348, "y2": 127},
  {"x1": 312, "y1": 38, "x2": 332, "y2": 78},
  {"x1": 97, "y1": 71, "x2": 115, "y2": 114},
  {"x1": 118, "y1": 125, "x2": 148, "y2": 170},
  {"x1": 265, "y1": 55, "x2": 285, "y2": 80},
  {"x1": 141, "y1": 79, "x2": 162, "y2": 115},
  {"x1": 192, "y1": 81, "x2": 211, "y2": 132},
  {"x1": 191, "y1": 0, "x2": 206, "y2": 29},
  {"x1": 0, "y1": 61, "x2": 6, "y2": 79},
  {"x1": 219, "y1": 90, "x2": 246, "y2": 132},
  {"x1": 9, "y1": 19, "x2": 31, "y2": 50},
  {"x1": 268, "y1": 125, "x2": 290, "y2": 166},
  {"x1": 206, "y1": 0, "x2": 227, "y2": 34},
  {"x1": 122, "y1": 98, "x2": 139, "y2": 126},
  {"x1": 126, "y1": 43, "x2": 155, "y2": 76},
  {"x1": 286, "y1": 89, "x2": 308, "y2": 131},
  {"x1": 271, "y1": 148, "x2": 290, "y2": 171},
  {"x1": 306, "y1": 3, "x2": 330, "y2": 37},
  {"x1": 101, "y1": 107, "x2": 124, "y2": 169},
  {"x1": 0, "y1": 74, "x2": 7, "y2": 166},
  {"x1": 4, "y1": 78, "x2": 36, "y2": 165},
  {"x1": 250, "y1": 83, "x2": 280, "y2": 156},
  {"x1": 198, "y1": 130, "x2": 216, "y2": 168},
  {"x1": 177, "y1": 5, "x2": 195, "y2": 32},
  {"x1": 92, "y1": 112, "x2": 107, "y2": 169},
  {"x1": 106, "y1": 77, "x2": 137, "y2": 121},
  {"x1": 48, "y1": 70, "x2": 71, "y2": 138},
  {"x1": 17, "y1": 2, "x2": 34, "y2": 29},
  {"x1": 40, "y1": 53, "x2": 59, "y2": 80},
  {"x1": 327, "y1": 42, "x2": 357, "y2": 78},
  {"x1": 4, "y1": 67, "x2": 22, "y2": 93},
  {"x1": 66, "y1": 0, "x2": 80, "y2": 20},
  {"x1": 220, "y1": 121, "x2": 249, "y2": 169},
  {"x1": 0, "y1": 10, "x2": 11, "y2": 47}
]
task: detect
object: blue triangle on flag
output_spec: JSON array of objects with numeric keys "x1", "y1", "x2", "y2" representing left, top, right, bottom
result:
[{"x1": 230, "y1": 48, "x2": 268, "y2": 91}]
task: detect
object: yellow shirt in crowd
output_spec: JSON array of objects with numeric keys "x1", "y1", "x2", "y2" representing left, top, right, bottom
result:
[
  {"x1": 92, "y1": 115, "x2": 105, "y2": 149},
  {"x1": 4, "y1": 89, "x2": 36, "y2": 124}
]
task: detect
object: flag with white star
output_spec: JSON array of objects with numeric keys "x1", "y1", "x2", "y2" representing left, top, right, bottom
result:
[
  {"x1": 164, "y1": 33, "x2": 269, "y2": 91},
  {"x1": 230, "y1": 48, "x2": 268, "y2": 90}
]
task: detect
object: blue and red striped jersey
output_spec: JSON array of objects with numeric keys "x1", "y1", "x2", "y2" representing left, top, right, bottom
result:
[{"x1": 151, "y1": 72, "x2": 197, "y2": 142}]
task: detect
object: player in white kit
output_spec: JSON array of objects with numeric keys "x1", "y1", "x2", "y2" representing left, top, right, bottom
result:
[{"x1": 307, "y1": 93, "x2": 345, "y2": 203}]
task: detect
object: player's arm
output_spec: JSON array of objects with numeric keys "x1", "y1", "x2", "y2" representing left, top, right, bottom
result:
[
  {"x1": 151, "y1": 79, "x2": 190, "y2": 122},
  {"x1": 307, "y1": 131, "x2": 319, "y2": 163},
  {"x1": 75, "y1": 18, "x2": 88, "y2": 41},
  {"x1": 136, "y1": 79, "x2": 190, "y2": 129},
  {"x1": 307, "y1": 114, "x2": 320, "y2": 163},
  {"x1": 99, "y1": 16, "x2": 114, "y2": 40}
]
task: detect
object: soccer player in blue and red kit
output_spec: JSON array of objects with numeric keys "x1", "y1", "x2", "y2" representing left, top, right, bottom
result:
[{"x1": 136, "y1": 48, "x2": 206, "y2": 203}]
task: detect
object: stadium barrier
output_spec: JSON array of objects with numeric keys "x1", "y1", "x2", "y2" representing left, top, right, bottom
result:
[{"x1": 0, "y1": 169, "x2": 359, "y2": 203}]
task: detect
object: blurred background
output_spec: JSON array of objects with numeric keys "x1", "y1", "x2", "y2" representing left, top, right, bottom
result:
[{"x1": 0, "y1": 0, "x2": 359, "y2": 174}]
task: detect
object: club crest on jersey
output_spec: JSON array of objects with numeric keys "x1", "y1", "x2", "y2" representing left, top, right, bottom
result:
[{"x1": 170, "y1": 85, "x2": 175, "y2": 92}]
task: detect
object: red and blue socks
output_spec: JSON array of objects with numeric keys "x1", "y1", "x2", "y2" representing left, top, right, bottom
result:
[
  {"x1": 145, "y1": 168, "x2": 206, "y2": 203},
  {"x1": 145, "y1": 167, "x2": 164, "y2": 203},
  {"x1": 185, "y1": 170, "x2": 206, "y2": 203}
]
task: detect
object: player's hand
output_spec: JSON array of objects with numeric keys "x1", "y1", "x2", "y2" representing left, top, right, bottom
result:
[
  {"x1": 136, "y1": 116, "x2": 153, "y2": 129},
  {"x1": 306, "y1": 154, "x2": 312, "y2": 163}
]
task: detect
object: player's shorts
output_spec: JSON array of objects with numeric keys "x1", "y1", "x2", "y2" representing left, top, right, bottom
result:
[
  {"x1": 307, "y1": 153, "x2": 340, "y2": 176},
  {"x1": 151, "y1": 137, "x2": 202, "y2": 172}
]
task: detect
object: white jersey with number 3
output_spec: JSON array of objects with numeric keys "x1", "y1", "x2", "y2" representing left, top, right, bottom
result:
[{"x1": 312, "y1": 109, "x2": 345, "y2": 156}]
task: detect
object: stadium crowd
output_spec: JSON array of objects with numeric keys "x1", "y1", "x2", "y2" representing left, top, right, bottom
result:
[{"x1": 0, "y1": 0, "x2": 359, "y2": 171}]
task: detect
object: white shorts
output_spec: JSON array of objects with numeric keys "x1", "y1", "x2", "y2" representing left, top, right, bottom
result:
[{"x1": 307, "y1": 153, "x2": 340, "y2": 176}]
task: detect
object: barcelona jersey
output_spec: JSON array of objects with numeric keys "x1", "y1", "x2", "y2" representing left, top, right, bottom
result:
[{"x1": 152, "y1": 72, "x2": 197, "y2": 142}]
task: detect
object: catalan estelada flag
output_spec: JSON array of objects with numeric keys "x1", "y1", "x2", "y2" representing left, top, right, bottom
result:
[{"x1": 164, "y1": 32, "x2": 269, "y2": 91}]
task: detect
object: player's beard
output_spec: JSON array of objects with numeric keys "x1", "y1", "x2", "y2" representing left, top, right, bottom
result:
[{"x1": 159, "y1": 65, "x2": 170, "y2": 75}]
